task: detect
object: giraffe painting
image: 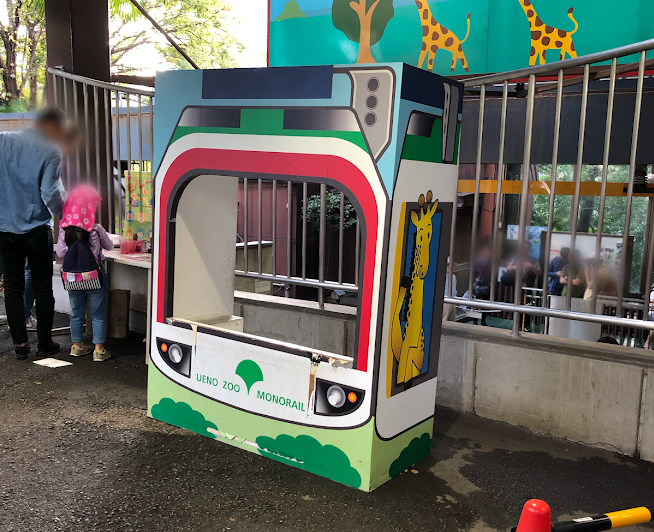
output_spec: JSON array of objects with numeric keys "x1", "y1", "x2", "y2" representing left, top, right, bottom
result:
[
  {"x1": 391, "y1": 191, "x2": 438, "y2": 386},
  {"x1": 518, "y1": 0, "x2": 579, "y2": 65},
  {"x1": 414, "y1": 0, "x2": 471, "y2": 73}
]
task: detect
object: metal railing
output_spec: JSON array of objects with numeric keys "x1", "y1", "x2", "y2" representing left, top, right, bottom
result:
[
  {"x1": 236, "y1": 179, "x2": 361, "y2": 308},
  {"x1": 449, "y1": 38, "x2": 654, "y2": 336},
  {"x1": 48, "y1": 67, "x2": 154, "y2": 234}
]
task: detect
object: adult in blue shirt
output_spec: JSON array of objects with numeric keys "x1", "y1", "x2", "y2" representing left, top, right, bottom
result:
[
  {"x1": 548, "y1": 247, "x2": 570, "y2": 297},
  {"x1": 0, "y1": 108, "x2": 68, "y2": 360}
]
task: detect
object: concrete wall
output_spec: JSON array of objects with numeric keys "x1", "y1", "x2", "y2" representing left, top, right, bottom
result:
[{"x1": 234, "y1": 291, "x2": 654, "y2": 460}]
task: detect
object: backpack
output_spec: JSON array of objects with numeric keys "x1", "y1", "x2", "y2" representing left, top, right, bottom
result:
[{"x1": 61, "y1": 231, "x2": 103, "y2": 291}]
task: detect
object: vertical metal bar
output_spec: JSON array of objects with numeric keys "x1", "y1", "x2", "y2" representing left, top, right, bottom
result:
[
  {"x1": 84, "y1": 84, "x2": 91, "y2": 181},
  {"x1": 62, "y1": 78, "x2": 70, "y2": 189},
  {"x1": 591, "y1": 58, "x2": 617, "y2": 315},
  {"x1": 338, "y1": 192, "x2": 344, "y2": 285},
  {"x1": 114, "y1": 91, "x2": 123, "y2": 235},
  {"x1": 93, "y1": 85, "x2": 102, "y2": 222},
  {"x1": 513, "y1": 73, "x2": 536, "y2": 335},
  {"x1": 137, "y1": 95, "x2": 143, "y2": 173},
  {"x1": 272, "y1": 180, "x2": 277, "y2": 277},
  {"x1": 355, "y1": 218, "x2": 360, "y2": 286},
  {"x1": 490, "y1": 81, "x2": 509, "y2": 302},
  {"x1": 73, "y1": 81, "x2": 81, "y2": 180},
  {"x1": 319, "y1": 183, "x2": 326, "y2": 307},
  {"x1": 448, "y1": 183, "x2": 458, "y2": 297},
  {"x1": 302, "y1": 181, "x2": 307, "y2": 279},
  {"x1": 618, "y1": 51, "x2": 646, "y2": 316},
  {"x1": 643, "y1": 200, "x2": 654, "y2": 325},
  {"x1": 126, "y1": 94, "x2": 132, "y2": 175},
  {"x1": 468, "y1": 84, "x2": 486, "y2": 300},
  {"x1": 244, "y1": 178, "x2": 249, "y2": 273},
  {"x1": 52, "y1": 73, "x2": 58, "y2": 108},
  {"x1": 149, "y1": 96, "x2": 154, "y2": 174},
  {"x1": 542, "y1": 69, "x2": 564, "y2": 308},
  {"x1": 258, "y1": 178, "x2": 263, "y2": 275},
  {"x1": 287, "y1": 181, "x2": 292, "y2": 279},
  {"x1": 104, "y1": 88, "x2": 114, "y2": 233},
  {"x1": 567, "y1": 64, "x2": 590, "y2": 313}
]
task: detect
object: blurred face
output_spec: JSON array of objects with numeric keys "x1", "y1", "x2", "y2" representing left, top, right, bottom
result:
[
  {"x1": 36, "y1": 120, "x2": 65, "y2": 144},
  {"x1": 61, "y1": 134, "x2": 81, "y2": 157}
]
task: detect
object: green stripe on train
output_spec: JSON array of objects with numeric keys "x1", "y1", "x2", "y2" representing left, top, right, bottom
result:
[
  {"x1": 170, "y1": 108, "x2": 369, "y2": 153},
  {"x1": 401, "y1": 119, "x2": 460, "y2": 164}
]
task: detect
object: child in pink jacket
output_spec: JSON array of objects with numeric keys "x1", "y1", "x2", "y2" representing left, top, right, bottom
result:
[{"x1": 56, "y1": 185, "x2": 114, "y2": 361}]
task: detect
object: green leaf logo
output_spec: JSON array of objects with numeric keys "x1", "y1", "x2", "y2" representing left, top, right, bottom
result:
[{"x1": 235, "y1": 360, "x2": 264, "y2": 394}]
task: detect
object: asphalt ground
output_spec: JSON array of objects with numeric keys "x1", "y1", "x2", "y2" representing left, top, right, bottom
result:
[{"x1": 1, "y1": 298, "x2": 654, "y2": 532}]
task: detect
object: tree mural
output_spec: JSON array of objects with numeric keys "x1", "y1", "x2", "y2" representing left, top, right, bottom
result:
[{"x1": 332, "y1": 0, "x2": 394, "y2": 64}]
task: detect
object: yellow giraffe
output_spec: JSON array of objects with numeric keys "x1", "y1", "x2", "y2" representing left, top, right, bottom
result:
[
  {"x1": 518, "y1": 0, "x2": 578, "y2": 65},
  {"x1": 414, "y1": 0, "x2": 471, "y2": 73},
  {"x1": 391, "y1": 191, "x2": 438, "y2": 385}
]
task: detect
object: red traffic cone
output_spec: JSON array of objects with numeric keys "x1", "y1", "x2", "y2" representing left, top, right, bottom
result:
[{"x1": 516, "y1": 499, "x2": 551, "y2": 532}]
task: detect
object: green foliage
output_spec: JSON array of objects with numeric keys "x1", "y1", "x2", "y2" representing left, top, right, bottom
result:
[
  {"x1": 256, "y1": 434, "x2": 362, "y2": 488},
  {"x1": 151, "y1": 398, "x2": 218, "y2": 438},
  {"x1": 111, "y1": 0, "x2": 242, "y2": 73},
  {"x1": 531, "y1": 164, "x2": 648, "y2": 293},
  {"x1": 389, "y1": 433, "x2": 431, "y2": 478},
  {"x1": 332, "y1": 0, "x2": 395, "y2": 46},
  {"x1": 304, "y1": 190, "x2": 358, "y2": 232}
]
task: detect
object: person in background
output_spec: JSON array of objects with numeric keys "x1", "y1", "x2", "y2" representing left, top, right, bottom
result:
[
  {"x1": 443, "y1": 257, "x2": 458, "y2": 322},
  {"x1": 560, "y1": 249, "x2": 586, "y2": 299},
  {"x1": 0, "y1": 107, "x2": 67, "y2": 360},
  {"x1": 56, "y1": 185, "x2": 113, "y2": 362},
  {"x1": 472, "y1": 237, "x2": 492, "y2": 300},
  {"x1": 548, "y1": 247, "x2": 569, "y2": 296},
  {"x1": 584, "y1": 252, "x2": 617, "y2": 300}
]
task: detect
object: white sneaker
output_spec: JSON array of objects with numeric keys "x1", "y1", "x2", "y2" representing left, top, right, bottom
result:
[
  {"x1": 70, "y1": 343, "x2": 93, "y2": 357},
  {"x1": 93, "y1": 348, "x2": 111, "y2": 362},
  {"x1": 0, "y1": 314, "x2": 7, "y2": 325},
  {"x1": 25, "y1": 315, "x2": 37, "y2": 331}
]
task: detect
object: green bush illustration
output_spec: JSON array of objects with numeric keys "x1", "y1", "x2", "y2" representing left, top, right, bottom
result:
[
  {"x1": 256, "y1": 434, "x2": 361, "y2": 488},
  {"x1": 151, "y1": 398, "x2": 218, "y2": 439},
  {"x1": 389, "y1": 433, "x2": 432, "y2": 478}
]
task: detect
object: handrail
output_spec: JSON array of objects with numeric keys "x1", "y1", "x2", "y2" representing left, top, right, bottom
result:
[
  {"x1": 445, "y1": 297, "x2": 654, "y2": 331},
  {"x1": 47, "y1": 67, "x2": 155, "y2": 96},
  {"x1": 464, "y1": 37, "x2": 654, "y2": 87}
]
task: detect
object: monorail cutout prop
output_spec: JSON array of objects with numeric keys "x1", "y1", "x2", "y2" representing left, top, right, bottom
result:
[{"x1": 148, "y1": 64, "x2": 462, "y2": 491}]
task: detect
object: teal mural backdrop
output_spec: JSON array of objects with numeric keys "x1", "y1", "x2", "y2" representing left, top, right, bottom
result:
[{"x1": 269, "y1": 0, "x2": 654, "y2": 74}]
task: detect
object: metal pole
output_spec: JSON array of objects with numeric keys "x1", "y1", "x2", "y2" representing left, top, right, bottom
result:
[
  {"x1": 73, "y1": 81, "x2": 81, "y2": 181},
  {"x1": 319, "y1": 183, "x2": 326, "y2": 307},
  {"x1": 149, "y1": 96, "x2": 154, "y2": 174},
  {"x1": 567, "y1": 64, "x2": 590, "y2": 313},
  {"x1": 243, "y1": 178, "x2": 249, "y2": 273},
  {"x1": 62, "y1": 77, "x2": 70, "y2": 189},
  {"x1": 114, "y1": 91, "x2": 123, "y2": 235},
  {"x1": 302, "y1": 181, "x2": 307, "y2": 279},
  {"x1": 126, "y1": 95, "x2": 132, "y2": 175},
  {"x1": 104, "y1": 88, "x2": 114, "y2": 233},
  {"x1": 93, "y1": 85, "x2": 102, "y2": 222},
  {"x1": 338, "y1": 192, "x2": 344, "y2": 285},
  {"x1": 513, "y1": 73, "x2": 536, "y2": 335},
  {"x1": 258, "y1": 178, "x2": 263, "y2": 275},
  {"x1": 272, "y1": 180, "x2": 277, "y2": 277},
  {"x1": 618, "y1": 51, "x2": 646, "y2": 316},
  {"x1": 84, "y1": 84, "x2": 91, "y2": 182},
  {"x1": 138, "y1": 94, "x2": 143, "y2": 172},
  {"x1": 643, "y1": 199, "x2": 654, "y2": 326},
  {"x1": 287, "y1": 181, "x2": 292, "y2": 280},
  {"x1": 490, "y1": 81, "x2": 508, "y2": 302},
  {"x1": 542, "y1": 69, "x2": 564, "y2": 308},
  {"x1": 591, "y1": 58, "x2": 617, "y2": 315},
  {"x1": 468, "y1": 84, "x2": 486, "y2": 300}
]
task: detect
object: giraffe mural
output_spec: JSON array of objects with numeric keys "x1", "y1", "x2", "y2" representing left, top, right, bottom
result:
[
  {"x1": 391, "y1": 191, "x2": 438, "y2": 386},
  {"x1": 518, "y1": 0, "x2": 579, "y2": 65},
  {"x1": 414, "y1": 0, "x2": 471, "y2": 73}
]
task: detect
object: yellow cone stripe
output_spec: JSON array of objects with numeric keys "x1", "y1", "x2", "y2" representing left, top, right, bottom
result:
[{"x1": 607, "y1": 507, "x2": 651, "y2": 528}]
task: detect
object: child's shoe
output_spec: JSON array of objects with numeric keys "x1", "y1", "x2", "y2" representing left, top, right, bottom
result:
[
  {"x1": 93, "y1": 348, "x2": 111, "y2": 362},
  {"x1": 70, "y1": 343, "x2": 93, "y2": 357}
]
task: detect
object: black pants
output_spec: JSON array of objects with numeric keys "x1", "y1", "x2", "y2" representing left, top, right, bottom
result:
[{"x1": 0, "y1": 226, "x2": 54, "y2": 347}]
